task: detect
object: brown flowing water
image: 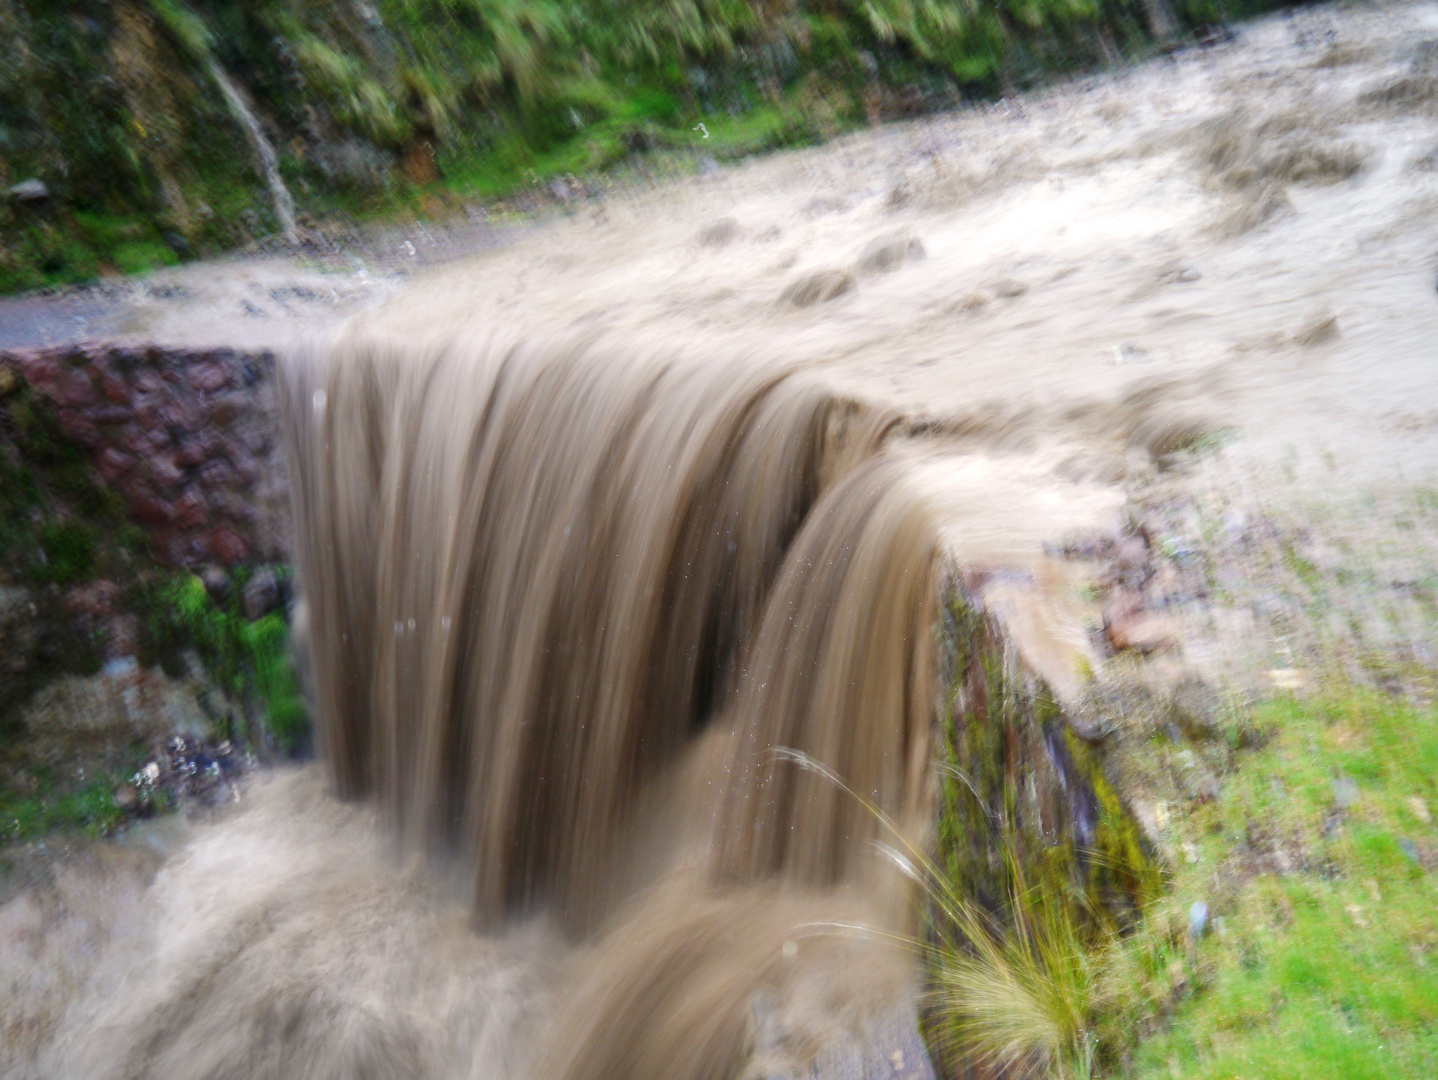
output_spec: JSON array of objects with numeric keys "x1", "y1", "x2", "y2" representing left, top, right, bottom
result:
[
  {"x1": 279, "y1": 324, "x2": 942, "y2": 1076},
  {"x1": 6, "y1": 3, "x2": 1438, "y2": 1077}
]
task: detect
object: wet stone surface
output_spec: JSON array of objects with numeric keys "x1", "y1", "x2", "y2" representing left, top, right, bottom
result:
[{"x1": 0, "y1": 343, "x2": 289, "y2": 567}]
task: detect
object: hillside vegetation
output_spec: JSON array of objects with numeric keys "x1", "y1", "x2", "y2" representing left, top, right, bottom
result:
[{"x1": 2, "y1": 0, "x2": 1279, "y2": 292}]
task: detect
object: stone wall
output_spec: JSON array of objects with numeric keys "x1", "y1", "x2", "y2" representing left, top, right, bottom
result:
[{"x1": 0, "y1": 343, "x2": 288, "y2": 567}]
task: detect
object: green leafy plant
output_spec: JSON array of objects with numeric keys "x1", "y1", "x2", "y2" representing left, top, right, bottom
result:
[{"x1": 163, "y1": 572, "x2": 311, "y2": 755}]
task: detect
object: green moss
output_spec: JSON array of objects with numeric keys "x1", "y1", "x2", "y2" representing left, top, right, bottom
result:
[
  {"x1": 112, "y1": 239, "x2": 182, "y2": 277},
  {"x1": 0, "y1": 777, "x2": 128, "y2": 842},
  {"x1": 147, "y1": 572, "x2": 311, "y2": 756},
  {"x1": 934, "y1": 588, "x2": 1156, "y2": 935},
  {"x1": 34, "y1": 521, "x2": 95, "y2": 586}
]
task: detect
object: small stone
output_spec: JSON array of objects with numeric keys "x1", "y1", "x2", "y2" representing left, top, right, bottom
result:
[
  {"x1": 1332, "y1": 776, "x2": 1360, "y2": 809},
  {"x1": 210, "y1": 393, "x2": 247, "y2": 426},
  {"x1": 212, "y1": 528, "x2": 250, "y2": 565},
  {"x1": 1399, "y1": 838, "x2": 1421, "y2": 863},
  {"x1": 7, "y1": 178, "x2": 50, "y2": 202},
  {"x1": 119, "y1": 475, "x2": 171, "y2": 524},
  {"x1": 1270, "y1": 668, "x2": 1306, "y2": 691},
  {"x1": 187, "y1": 362, "x2": 230, "y2": 393},
  {"x1": 198, "y1": 459, "x2": 238, "y2": 491},
  {"x1": 88, "y1": 404, "x2": 130, "y2": 427},
  {"x1": 1408, "y1": 796, "x2": 1432, "y2": 824},
  {"x1": 1189, "y1": 900, "x2": 1209, "y2": 940},
  {"x1": 158, "y1": 398, "x2": 202, "y2": 430},
  {"x1": 1102, "y1": 586, "x2": 1144, "y2": 624},
  {"x1": 1104, "y1": 587, "x2": 1176, "y2": 653},
  {"x1": 97, "y1": 447, "x2": 137, "y2": 482},
  {"x1": 172, "y1": 486, "x2": 209, "y2": 529},
  {"x1": 146, "y1": 452, "x2": 184, "y2": 488},
  {"x1": 113, "y1": 783, "x2": 138, "y2": 811},
  {"x1": 102, "y1": 655, "x2": 137, "y2": 678},
  {"x1": 100, "y1": 375, "x2": 130, "y2": 404},
  {"x1": 61, "y1": 371, "x2": 98, "y2": 407},
  {"x1": 242, "y1": 568, "x2": 283, "y2": 620},
  {"x1": 175, "y1": 434, "x2": 215, "y2": 466},
  {"x1": 201, "y1": 566, "x2": 230, "y2": 602},
  {"x1": 1110, "y1": 610, "x2": 1178, "y2": 652}
]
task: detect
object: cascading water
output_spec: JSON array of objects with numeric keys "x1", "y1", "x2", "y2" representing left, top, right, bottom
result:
[
  {"x1": 273, "y1": 321, "x2": 946, "y2": 1080},
  {"x1": 207, "y1": 60, "x2": 299, "y2": 247}
]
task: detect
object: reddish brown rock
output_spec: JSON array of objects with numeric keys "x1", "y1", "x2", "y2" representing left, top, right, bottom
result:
[
  {"x1": 210, "y1": 393, "x2": 248, "y2": 426},
  {"x1": 175, "y1": 433, "x2": 216, "y2": 466},
  {"x1": 87, "y1": 404, "x2": 132, "y2": 427},
  {"x1": 3, "y1": 340, "x2": 287, "y2": 569},
  {"x1": 158, "y1": 398, "x2": 202, "y2": 431},
  {"x1": 60, "y1": 371, "x2": 98, "y2": 406},
  {"x1": 1108, "y1": 610, "x2": 1178, "y2": 653},
  {"x1": 122, "y1": 424, "x2": 169, "y2": 456},
  {"x1": 97, "y1": 447, "x2": 137, "y2": 482},
  {"x1": 172, "y1": 486, "x2": 210, "y2": 529},
  {"x1": 101, "y1": 374, "x2": 130, "y2": 404},
  {"x1": 55, "y1": 409, "x2": 100, "y2": 444},
  {"x1": 212, "y1": 527, "x2": 250, "y2": 565},
  {"x1": 187, "y1": 362, "x2": 231, "y2": 393},
  {"x1": 17, "y1": 355, "x2": 61, "y2": 395},
  {"x1": 120, "y1": 475, "x2": 172, "y2": 524},
  {"x1": 146, "y1": 452, "x2": 184, "y2": 488},
  {"x1": 198, "y1": 459, "x2": 238, "y2": 490}
]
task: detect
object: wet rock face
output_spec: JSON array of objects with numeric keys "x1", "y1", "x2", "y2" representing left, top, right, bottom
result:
[{"x1": 0, "y1": 344, "x2": 288, "y2": 568}]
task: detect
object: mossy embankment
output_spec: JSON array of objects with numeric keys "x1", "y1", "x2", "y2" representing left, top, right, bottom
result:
[
  {"x1": 925, "y1": 498, "x2": 1438, "y2": 1078},
  {"x1": 2, "y1": 0, "x2": 1287, "y2": 293}
]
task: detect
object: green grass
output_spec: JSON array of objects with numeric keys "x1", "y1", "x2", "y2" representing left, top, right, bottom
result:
[
  {"x1": 918, "y1": 676, "x2": 1438, "y2": 1079},
  {"x1": 111, "y1": 239, "x2": 181, "y2": 277},
  {"x1": 1113, "y1": 686, "x2": 1438, "y2": 1079},
  {"x1": 0, "y1": 776, "x2": 129, "y2": 842}
]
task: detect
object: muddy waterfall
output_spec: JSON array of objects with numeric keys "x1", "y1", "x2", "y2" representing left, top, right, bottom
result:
[{"x1": 278, "y1": 322, "x2": 945, "y2": 1076}]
